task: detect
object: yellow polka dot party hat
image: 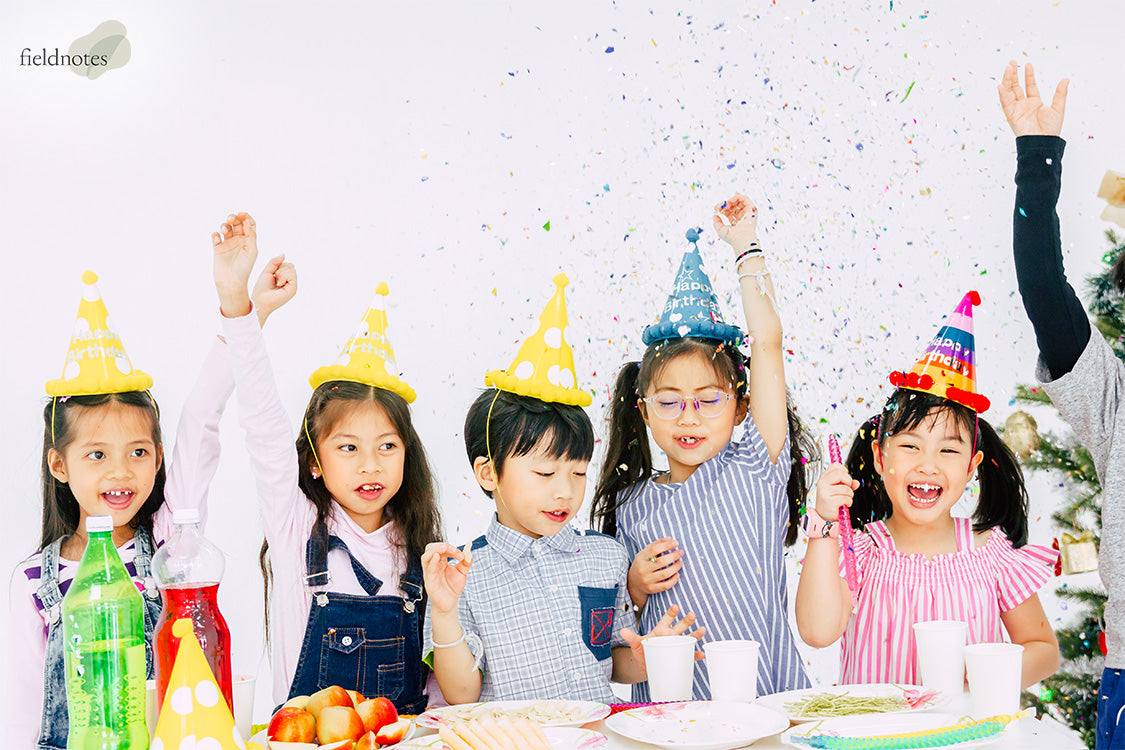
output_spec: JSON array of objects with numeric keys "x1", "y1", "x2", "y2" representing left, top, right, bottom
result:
[
  {"x1": 152, "y1": 619, "x2": 263, "y2": 750},
  {"x1": 485, "y1": 273, "x2": 591, "y2": 406},
  {"x1": 46, "y1": 271, "x2": 152, "y2": 396},
  {"x1": 309, "y1": 281, "x2": 416, "y2": 403}
]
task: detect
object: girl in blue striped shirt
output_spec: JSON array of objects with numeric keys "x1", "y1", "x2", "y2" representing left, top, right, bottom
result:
[{"x1": 591, "y1": 194, "x2": 817, "y2": 699}]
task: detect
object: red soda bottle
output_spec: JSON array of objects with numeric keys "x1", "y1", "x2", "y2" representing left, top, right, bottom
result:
[{"x1": 151, "y1": 508, "x2": 232, "y2": 711}]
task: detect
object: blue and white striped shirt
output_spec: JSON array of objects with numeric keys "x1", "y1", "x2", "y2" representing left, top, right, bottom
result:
[
  {"x1": 424, "y1": 517, "x2": 637, "y2": 702},
  {"x1": 616, "y1": 414, "x2": 810, "y2": 699}
]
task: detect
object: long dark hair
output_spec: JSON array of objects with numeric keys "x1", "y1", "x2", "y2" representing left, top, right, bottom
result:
[
  {"x1": 40, "y1": 391, "x2": 166, "y2": 549},
  {"x1": 845, "y1": 389, "x2": 1029, "y2": 547},
  {"x1": 260, "y1": 381, "x2": 442, "y2": 644},
  {"x1": 590, "y1": 338, "x2": 817, "y2": 545}
]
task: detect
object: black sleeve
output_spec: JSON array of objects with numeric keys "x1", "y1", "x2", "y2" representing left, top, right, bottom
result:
[{"x1": 1012, "y1": 135, "x2": 1090, "y2": 379}]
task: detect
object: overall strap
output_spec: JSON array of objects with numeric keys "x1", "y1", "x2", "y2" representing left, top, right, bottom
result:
[
  {"x1": 398, "y1": 555, "x2": 424, "y2": 614},
  {"x1": 304, "y1": 523, "x2": 384, "y2": 596},
  {"x1": 36, "y1": 539, "x2": 65, "y2": 625},
  {"x1": 132, "y1": 526, "x2": 162, "y2": 601}
]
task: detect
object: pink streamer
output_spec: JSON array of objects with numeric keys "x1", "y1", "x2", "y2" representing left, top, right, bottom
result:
[{"x1": 831, "y1": 434, "x2": 860, "y2": 599}]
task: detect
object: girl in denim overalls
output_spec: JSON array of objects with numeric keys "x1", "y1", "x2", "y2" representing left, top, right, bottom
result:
[
  {"x1": 11, "y1": 261, "x2": 294, "y2": 749},
  {"x1": 212, "y1": 212, "x2": 442, "y2": 711}
]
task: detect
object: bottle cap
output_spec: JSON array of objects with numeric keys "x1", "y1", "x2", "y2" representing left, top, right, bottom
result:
[
  {"x1": 86, "y1": 515, "x2": 114, "y2": 533},
  {"x1": 172, "y1": 508, "x2": 201, "y2": 525}
]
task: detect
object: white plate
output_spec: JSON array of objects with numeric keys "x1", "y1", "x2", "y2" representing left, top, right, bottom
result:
[
  {"x1": 249, "y1": 719, "x2": 416, "y2": 748},
  {"x1": 781, "y1": 712, "x2": 1008, "y2": 749},
  {"x1": 605, "y1": 700, "x2": 790, "y2": 750},
  {"x1": 398, "y1": 726, "x2": 606, "y2": 749},
  {"x1": 417, "y1": 700, "x2": 611, "y2": 729},
  {"x1": 756, "y1": 683, "x2": 947, "y2": 722}
]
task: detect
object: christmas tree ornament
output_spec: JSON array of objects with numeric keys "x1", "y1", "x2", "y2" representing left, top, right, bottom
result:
[
  {"x1": 1060, "y1": 530, "x2": 1098, "y2": 575},
  {"x1": 1002, "y1": 411, "x2": 1040, "y2": 459},
  {"x1": 1097, "y1": 169, "x2": 1125, "y2": 228}
]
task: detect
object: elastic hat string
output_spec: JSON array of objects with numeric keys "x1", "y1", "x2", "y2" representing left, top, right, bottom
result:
[{"x1": 485, "y1": 389, "x2": 507, "y2": 511}]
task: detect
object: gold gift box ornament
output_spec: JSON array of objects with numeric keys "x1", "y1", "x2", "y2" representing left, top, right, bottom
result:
[
  {"x1": 1097, "y1": 170, "x2": 1125, "y2": 228},
  {"x1": 1060, "y1": 530, "x2": 1099, "y2": 575}
]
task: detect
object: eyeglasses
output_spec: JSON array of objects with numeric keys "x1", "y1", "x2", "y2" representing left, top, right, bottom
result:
[{"x1": 641, "y1": 389, "x2": 737, "y2": 420}]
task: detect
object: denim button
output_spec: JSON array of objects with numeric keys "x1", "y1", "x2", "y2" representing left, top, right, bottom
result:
[{"x1": 342, "y1": 636, "x2": 353, "y2": 647}]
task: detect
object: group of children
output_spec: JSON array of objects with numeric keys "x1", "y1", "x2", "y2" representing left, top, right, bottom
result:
[{"x1": 18, "y1": 61, "x2": 1125, "y2": 750}]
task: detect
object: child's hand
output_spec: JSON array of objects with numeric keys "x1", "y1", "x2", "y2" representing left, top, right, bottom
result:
[
  {"x1": 438, "y1": 718, "x2": 550, "y2": 750},
  {"x1": 252, "y1": 254, "x2": 298, "y2": 325},
  {"x1": 628, "y1": 539, "x2": 683, "y2": 603},
  {"x1": 815, "y1": 463, "x2": 860, "y2": 522},
  {"x1": 422, "y1": 541, "x2": 473, "y2": 615},
  {"x1": 712, "y1": 193, "x2": 759, "y2": 254},
  {"x1": 212, "y1": 212, "x2": 258, "y2": 318},
  {"x1": 998, "y1": 61, "x2": 1068, "y2": 137},
  {"x1": 620, "y1": 604, "x2": 706, "y2": 671}
]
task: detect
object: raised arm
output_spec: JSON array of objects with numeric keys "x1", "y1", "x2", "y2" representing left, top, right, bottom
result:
[
  {"x1": 999, "y1": 61, "x2": 1087, "y2": 379},
  {"x1": 714, "y1": 195, "x2": 787, "y2": 462}
]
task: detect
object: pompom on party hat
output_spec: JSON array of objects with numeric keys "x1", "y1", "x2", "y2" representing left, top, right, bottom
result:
[
  {"x1": 46, "y1": 271, "x2": 152, "y2": 396},
  {"x1": 889, "y1": 290, "x2": 991, "y2": 413},
  {"x1": 485, "y1": 273, "x2": 592, "y2": 407},
  {"x1": 152, "y1": 619, "x2": 263, "y2": 750},
  {"x1": 642, "y1": 228, "x2": 744, "y2": 347},
  {"x1": 309, "y1": 282, "x2": 416, "y2": 403}
]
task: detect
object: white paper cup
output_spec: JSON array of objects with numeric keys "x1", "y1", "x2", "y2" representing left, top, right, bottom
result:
[
  {"x1": 964, "y1": 643, "x2": 1024, "y2": 717},
  {"x1": 232, "y1": 674, "x2": 256, "y2": 740},
  {"x1": 643, "y1": 635, "x2": 697, "y2": 702},
  {"x1": 145, "y1": 679, "x2": 158, "y2": 740},
  {"x1": 913, "y1": 620, "x2": 967, "y2": 695},
  {"x1": 704, "y1": 640, "x2": 760, "y2": 701}
]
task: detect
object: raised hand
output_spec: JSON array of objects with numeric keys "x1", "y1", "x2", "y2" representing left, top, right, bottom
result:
[
  {"x1": 814, "y1": 462, "x2": 859, "y2": 522},
  {"x1": 252, "y1": 254, "x2": 298, "y2": 325},
  {"x1": 212, "y1": 212, "x2": 258, "y2": 318},
  {"x1": 998, "y1": 61, "x2": 1069, "y2": 137},
  {"x1": 421, "y1": 541, "x2": 473, "y2": 615},
  {"x1": 712, "y1": 193, "x2": 760, "y2": 253},
  {"x1": 621, "y1": 604, "x2": 706, "y2": 671},
  {"x1": 628, "y1": 538, "x2": 684, "y2": 608}
]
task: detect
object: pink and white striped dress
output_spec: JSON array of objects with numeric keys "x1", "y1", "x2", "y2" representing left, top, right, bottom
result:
[{"x1": 839, "y1": 517, "x2": 1058, "y2": 684}]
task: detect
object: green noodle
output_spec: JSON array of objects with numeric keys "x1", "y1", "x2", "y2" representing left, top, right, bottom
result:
[{"x1": 784, "y1": 693, "x2": 911, "y2": 717}]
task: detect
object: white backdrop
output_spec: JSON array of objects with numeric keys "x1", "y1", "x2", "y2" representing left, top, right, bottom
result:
[{"x1": 3, "y1": 0, "x2": 1122, "y2": 726}]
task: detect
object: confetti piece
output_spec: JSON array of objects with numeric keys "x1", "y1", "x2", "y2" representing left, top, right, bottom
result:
[
  {"x1": 543, "y1": 221, "x2": 551, "y2": 231},
  {"x1": 900, "y1": 81, "x2": 915, "y2": 102}
]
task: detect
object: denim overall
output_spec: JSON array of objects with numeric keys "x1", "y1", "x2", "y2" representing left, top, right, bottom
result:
[
  {"x1": 36, "y1": 527, "x2": 162, "y2": 750},
  {"x1": 287, "y1": 525, "x2": 427, "y2": 714}
]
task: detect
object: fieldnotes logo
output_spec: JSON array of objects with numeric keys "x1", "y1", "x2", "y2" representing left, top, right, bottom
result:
[{"x1": 20, "y1": 20, "x2": 130, "y2": 79}]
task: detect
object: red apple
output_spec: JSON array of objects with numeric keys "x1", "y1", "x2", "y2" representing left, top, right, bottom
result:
[
  {"x1": 346, "y1": 689, "x2": 366, "y2": 706},
  {"x1": 317, "y1": 706, "x2": 366, "y2": 745},
  {"x1": 356, "y1": 696, "x2": 398, "y2": 734},
  {"x1": 267, "y1": 707, "x2": 316, "y2": 743},
  {"x1": 319, "y1": 741, "x2": 355, "y2": 750},
  {"x1": 306, "y1": 685, "x2": 354, "y2": 720},
  {"x1": 375, "y1": 718, "x2": 411, "y2": 746},
  {"x1": 355, "y1": 732, "x2": 379, "y2": 750}
]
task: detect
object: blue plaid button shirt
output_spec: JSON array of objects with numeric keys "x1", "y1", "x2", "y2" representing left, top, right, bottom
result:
[{"x1": 424, "y1": 516, "x2": 637, "y2": 702}]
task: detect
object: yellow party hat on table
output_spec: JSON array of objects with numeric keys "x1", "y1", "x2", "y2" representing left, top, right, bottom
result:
[
  {"x1": 46, "y1": 271, "x2": 152, "y2": 396},
  {"x1": 485, "y1": 273, "x2": 591, "y2": 406},
  {"x1": 152, "y1": 619, "x2": 263, "y2": 750},
  {"x1": 309, "y1": 282, "x2": 416, "y2": 402}
]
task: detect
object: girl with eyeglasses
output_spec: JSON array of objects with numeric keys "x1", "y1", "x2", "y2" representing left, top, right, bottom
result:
[{"x1": 591, "y1": 193, "x2": 818, "y2": 700}]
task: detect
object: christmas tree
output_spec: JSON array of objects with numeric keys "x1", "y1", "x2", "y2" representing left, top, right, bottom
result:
[{"x1": 1013, "y1": 229, "x2": 1124, "y2": 749}]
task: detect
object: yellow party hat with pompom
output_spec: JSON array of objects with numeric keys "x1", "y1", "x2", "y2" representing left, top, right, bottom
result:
[
  {"x1": 152, "y1": 619, "x2": 263, "y2": 750},
  {"x1": 46, "y1": 271, "x2": 152, "y2": 396},
  {"x1": 309, "y1": 282, "x2": 416, "y2": 403},
  {"x1": 485, "y1": 274, "x2": 591, "y2": 406}
]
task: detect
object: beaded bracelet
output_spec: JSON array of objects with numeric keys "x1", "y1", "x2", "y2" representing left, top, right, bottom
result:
[{"x1": 800, "y1": 508, "x2": 841, "y2": 539}]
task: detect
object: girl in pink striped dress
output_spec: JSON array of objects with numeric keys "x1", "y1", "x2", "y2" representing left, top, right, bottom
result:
[{"x1": 795, "y1": 292, "x2": 1060, "y2": 689}]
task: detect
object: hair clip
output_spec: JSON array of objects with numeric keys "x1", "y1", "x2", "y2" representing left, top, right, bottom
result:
[{"x1": 58, "y1": 396, "x2": 70, "y2": 403}]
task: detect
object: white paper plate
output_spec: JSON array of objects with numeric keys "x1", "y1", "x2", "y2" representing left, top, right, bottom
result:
[
  {"x1": 417, "y1": 700, "x2": 610, "y2": 729},
  {"x1": 756, "y1": 683, "x2": 948, "y2": 722},
  {"x1": 781, "y1": 712, "x2": 1009, "y2": 749},
  {"x1": 605, "y1": 700, "x2": 790, "y2": 750},
  {"x1": 398, "y1": 726, "x2": 606, "y2": 749}
]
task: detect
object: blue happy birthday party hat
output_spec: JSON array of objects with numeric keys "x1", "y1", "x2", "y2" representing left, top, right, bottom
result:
[{"x1": 641, "y1": 229, "x2": 744, "y2": 347}]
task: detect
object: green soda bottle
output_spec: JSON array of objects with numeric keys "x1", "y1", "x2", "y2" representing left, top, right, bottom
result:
[{"x1": 62, "y1": 515, "x2": 149, "y2": 749}]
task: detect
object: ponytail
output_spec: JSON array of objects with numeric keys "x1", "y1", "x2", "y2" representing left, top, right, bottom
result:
[
  {"x1": 973, "y1": 419, "x2": 1029, "y2": 547},
  {"x1": 591, "y1": 362, "x2": 650, "y2": 537},
  {"x1": 784, "y1": 399, "x2": 819, "y2": 545},
  {"x1": 844, "y1": 416, "x2": 890, "y2": 531}
]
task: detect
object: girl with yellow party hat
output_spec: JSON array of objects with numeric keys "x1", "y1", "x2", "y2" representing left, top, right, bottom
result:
[
  {"x1": 211, "y1": 213, "x2": 440, "y2": 715},
  {"x1": 421, "y1": 275, "x2": 703, "y2": 706},
  {"x1": 795, "y1": 290, "x2": 1060, "y2": 690},
  {"x1": 12, "y1": 257, "x2": 296, "y2": 749}
]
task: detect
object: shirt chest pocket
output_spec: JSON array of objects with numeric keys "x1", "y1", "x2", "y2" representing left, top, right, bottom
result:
[{"x1": 577, "y1": 585, "x2": 617, "y2": 661}]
